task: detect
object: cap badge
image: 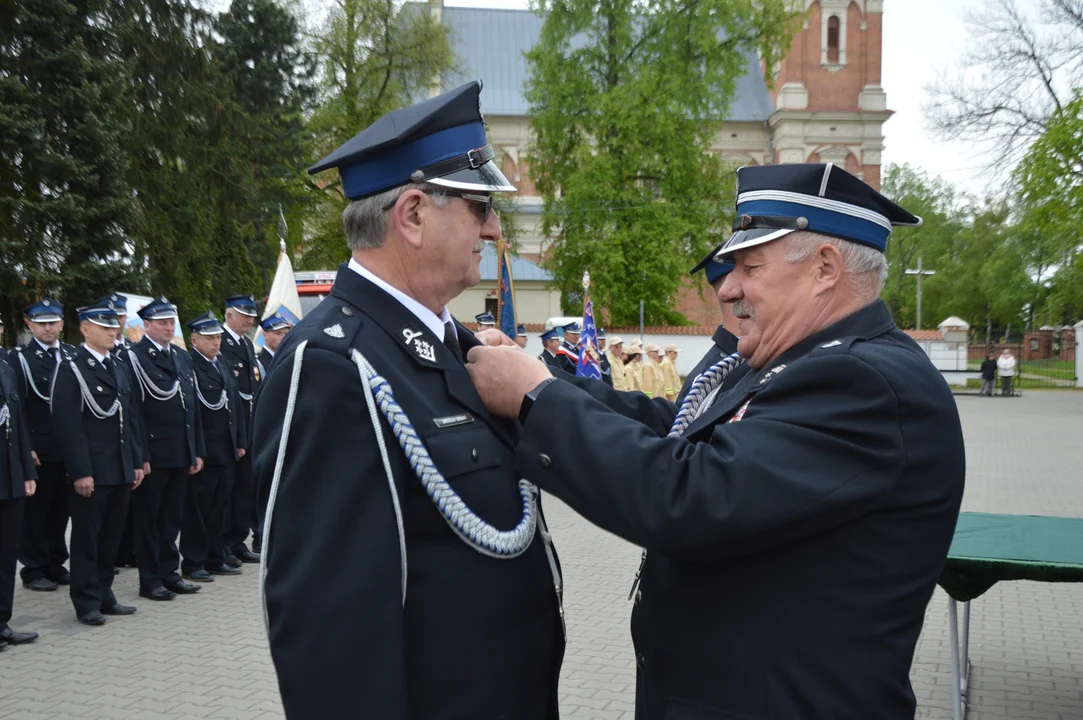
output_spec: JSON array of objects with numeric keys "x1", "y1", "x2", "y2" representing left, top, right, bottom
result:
[{"x1": 43, "y1": 299, "x2": 50, "y2": 306}]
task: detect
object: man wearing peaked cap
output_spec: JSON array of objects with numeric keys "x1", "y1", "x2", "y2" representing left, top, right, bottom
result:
[
  {"x1": 537, "y1": 327, "x2": 561, "y2": 368},
  {"x1": 474, "y1": 312, "x2": 496, "y2": 327},
  {"x1": 127, "y1": 296, "x2": 205, "y2": 601},
  {"x1": 514, "y1": 323, "x2": 528, "y2": 349},
  {"x1": 658, "y1": 344, "x2": 681, "y2": 403},
  {"x1": 252, "y1": 81, "x2": 564, "y2": 719},
  {"x1": 595, "y1": 329, "x2": 613, "y2": 387},
  {"x1": 181, "y1": 312, "x2": 245, "y2": 583},
  {"x1": 465, "y1": 163, "x2": 965, "y2": 720},
  {"x1": 51, "y1": 302, "x2": 145, "y2": 625},
  {"x1": 13, "y1": 299, "x2": 77, "y2": 593},
  {"x1": 219, "y1": 294, "x2": 262, "y2": 565},
  {"x1": 554, "y1": 323, "x2": 580, "y2": 375},
  {"x1": 257, "y1": 314, "x2": 291, "y2": 378}
]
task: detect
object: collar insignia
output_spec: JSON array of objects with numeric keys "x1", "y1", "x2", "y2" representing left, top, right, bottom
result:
[
  {"x1": 821, "y1": 340, "x2": 842, "y2": 348},
  {"x1": 402, "y1": 327, "x2": 424, "y2": 346},
  {"x1": 413, "y1": 338, "x2": 436, "y2": 363},
  {"x1": 758, "y1": 363, "x2": 787, "y2": 386},
  {"x1": 87, "y1": 358, "x2": 97, "y2": 367},
  {"x1": 323, "y1": 323, "x2": 345, "y2": 339}
]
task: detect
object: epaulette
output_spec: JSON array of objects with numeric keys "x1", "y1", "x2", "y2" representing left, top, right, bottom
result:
[
  {"x1": 309, "y1": 301, "x2": 364, "y2": 354},
  {"x1": 808, "y1": 336, "x2": 860, "y2": 358}
]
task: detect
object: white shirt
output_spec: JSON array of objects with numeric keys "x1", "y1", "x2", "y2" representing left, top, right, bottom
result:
[
  {"x1": 82, "y1": 344, "x2": 108, "y2": 363},
  {"x1": 223, "y1": 324, "x2": 243, "y2": 345},
  {"x1": 35, "y1": 338, "x2": 61, "y2": 363},
  {"x1": 148, "y1": 336, "x2": 170, "y2": 353},
  {"x1": 348, "y1": 258, "x2": 453, "y2": 341}
]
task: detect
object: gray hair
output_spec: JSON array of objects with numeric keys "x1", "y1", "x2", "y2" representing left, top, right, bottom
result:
[
  {"x1": 342, "y1": 183, "x2": 451, "y2": 250},
  {"x1": 784, "y1": 231, "x2": 888, "y2": 298}
]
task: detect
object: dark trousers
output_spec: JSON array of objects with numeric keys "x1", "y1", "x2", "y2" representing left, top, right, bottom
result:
[
  {"x1": 225, "y1": 453, "x2": 260, "y2": 553},
  {"x1": 19, "y1": 460, "x2": 70, "y2": 582},
  {"x1": 133, "y1": 466, "x2": 187, "y2": 591},
  {"x1": 114, "y1": 498, "x2": 137, "y2": 567},
  {"x1": 1, "y1": 497, "x2": 26, "y2": 627},
  {"x1": 1000, "y1": 376, "x2": 1014, "y2": 395},
  {"x1": 180, "y1": 463, "x2": 233, "y2": 572},
  {"x1": 69, "y1": 484, "x2": 130, "y2": 618}
]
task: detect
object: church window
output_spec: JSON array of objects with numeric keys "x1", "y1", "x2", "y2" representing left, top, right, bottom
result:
[{"x1": 827, "y1": 16, "x2": 840, "y2": 64}]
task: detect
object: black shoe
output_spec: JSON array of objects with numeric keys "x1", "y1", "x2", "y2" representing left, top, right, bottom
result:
[
  {"x1": 52, "y1": 569, "x2": 71, "y2": 586},
  {"x1": 139, "y1": 587, "x2": 176, "y2": 601},
  {"x1": 23, "y1": 578, "x2": 58, "y2": 592},
  {"x1": 223, "y1": 555, "x2": 242, "y2": 569},
  {"x1": 233, "y1": 547, "x2": 261, "y2": 563},
  {"x1": 101, "y1": 604, "x2": 137, "y2": 616},
  {"x1": 182, "y1": 569, "x2": 214, "y2": 583},
  {"x1": 0, "y1": 639, "x2": 6, "y2": 650},
  {"x1": 0, "y1": 627, "x2": 38, "y2": 645},
  {"x1": 78, "y1": 611, "x2": 107, "y2": 626},
  {"x1": 206, "y1": 562, "x2": 242, "y2": 576},
  {"x1": 164, "y1": 580, "x2": 201, "y2": 595}
]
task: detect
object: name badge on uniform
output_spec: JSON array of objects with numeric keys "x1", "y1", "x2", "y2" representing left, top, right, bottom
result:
[{"x1": 433, "y1": 413, "x2": 474, "y2": 429}]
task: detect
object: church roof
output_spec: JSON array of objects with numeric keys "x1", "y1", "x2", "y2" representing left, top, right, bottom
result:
[{"x1": 441, "y1": 7, "x2": 775, "y2": 122}]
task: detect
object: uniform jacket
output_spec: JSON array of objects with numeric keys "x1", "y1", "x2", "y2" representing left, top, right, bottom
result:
[
  {"x1": 191, "y1": 351, "x2": 245, "y2": 466},
  {"x1": 516, "y1": 300, "x2": 966, "y2": 720},
  {"x1": 641, "y1": 359, "x2": 664, "y2": 398},
  {"x1": 252, "y1": 263, "x2": 565, "y2": 720},
  {"x1": 607, "y1": 350, "x2": 628, "y2": 391},
  {"x1": 128, "y1": 337, "x2": 204, "y2": 468},
  {"x1": 0, "y1": 358, "x2": 37, "y2": 501},
  {"x1": 11, "y1": 340, "x2": 77, "y2": 462},
  {"x1": 219, "y1": 327, "x2": 261, "y2": 433},
  {"x1": 538, "y1": 348, "x2": 560, "y2": 369},
  {"x1": 555, "y1": 341, "x2": 578, "y2": 374},
  {"x1": 658, "y1": 357, "x2": 680, "y2": 402},
  {"x1": 257, "y1": 348, "x2": 275, "y2": 379},
  {"x1": 624, "y1": 360, "x2": 643, "y2": 392},
  {"x1": 52, "y1": 346, "x2": 143, "y2": 486},
  {"x1": 598, "y1": 350, "x2": 613, "y2": 387}
]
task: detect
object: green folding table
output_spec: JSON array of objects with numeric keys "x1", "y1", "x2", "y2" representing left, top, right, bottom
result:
[{"x1": 938, "y1": 512, "x2": 1083, "y2": 720}]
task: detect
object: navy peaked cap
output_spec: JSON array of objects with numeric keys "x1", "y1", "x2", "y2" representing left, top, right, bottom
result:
[
  {"x1": 308, "y1": 82, "x2": 515, "y2": 200},
  {"x1": 475, "y1": 312, "x2": 496, "y2": 325},
  {"x1": 690, "y1": 243, "x2": 736, "y2": 284},
  {"x1": 540, "y1": 328, "x2": 560, "y2": 341},
  {"x1": 563, "y1": 322, "x2": 581, "y2": 334},
  {"x1": 98, "y1": 293, "x2": 129, "y2": 314},
  {"x1": 187, "y1": 311, "x2": 223, "y2": 335},
  {"x1": 225, "y1": 294, "x2": 258, "y2": 316},
  {"x1": 25, "y1": 298, "x2": 63, "y2": 322},
  {"x1": 78, "y1": 302, "x2": 120, "y2": 328},
  {"x1": 717, "y1": 164, "x2": 921, "y2": 261},
  {"x1": 260, "y1": 314, "x2": 291, "y2": 332},
  {"x1": 516, "y1": 323, "x2": 527, "y2": 336},
  {"x1": 138, "y1": 297, "x2": 178, "y2": 321}
]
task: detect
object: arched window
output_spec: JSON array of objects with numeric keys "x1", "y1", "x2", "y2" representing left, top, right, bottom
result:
[{"x1": 827, "y1": 16, "x2": 840, "y2": 64}]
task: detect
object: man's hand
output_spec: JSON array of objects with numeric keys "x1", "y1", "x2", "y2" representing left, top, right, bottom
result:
[
  {"x1": 189, "y1": 457, "x2": 204, "y2": 475},
  {"x1": 24, "y1": 480, "x2": 36, "y2": 497},
  {"x1": 237, "y1": 448, "x2": 246, "y2": 459},
  {"x1": 465, "y1": 346, "x2": 553, "y2": 418},
  {"x1": 133, "y1": 468, "x2": 145, "y2": 489},
  {"x1": 143, "y1": 462, "x2": 152, "y2": 476},
  {"x1": 31, "y1": 450, "x2": 40, "y2": 467},
  {"x1": 474, "y1": 328, "x2": 519, "y2": 349},
  {"x1": 74, "y1": 476, "x2": 94, "y2": 498}
]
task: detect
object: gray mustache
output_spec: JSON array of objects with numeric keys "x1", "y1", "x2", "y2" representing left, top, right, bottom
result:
[{"x1": 732, "y1": 300, "x2": 755, "y2": 319}]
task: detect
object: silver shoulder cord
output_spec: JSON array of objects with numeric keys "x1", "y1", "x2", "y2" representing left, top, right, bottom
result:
[
  {"x1": 260, "y1": 342, "x2": 565, "y2": 640},
  {"x1": 17, "y1": 351, "x2": 53, "y2": 403},
  {"x1": 126, "y1": 348, "x2": 185, "y2": 409},
  {"x1": 53, "y1": 360, "x2": 123, "y2": 432},
  {"x1": 0, "y1": 402, "x2": 10, "y2": 438},
  {"x1": 195, "y1": 377, "x2": 228, "y2": 411}
]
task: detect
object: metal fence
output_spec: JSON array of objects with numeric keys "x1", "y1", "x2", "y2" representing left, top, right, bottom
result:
[{"x1": 966, "y1": 342, "x2": 1077, "y2": 391}]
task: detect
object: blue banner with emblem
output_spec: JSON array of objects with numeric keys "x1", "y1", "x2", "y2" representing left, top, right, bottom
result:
[
  {"x1": 496, "y1": 240, "x2": 517, "y2": 340},
  {"x1": 576, "y1": 294, "x2": 602, "y2": 380}
]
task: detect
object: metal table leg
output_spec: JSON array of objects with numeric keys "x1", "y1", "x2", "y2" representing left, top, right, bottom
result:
[{"x1": 948, "y1": 598, "x2": 973, "y2": 720}]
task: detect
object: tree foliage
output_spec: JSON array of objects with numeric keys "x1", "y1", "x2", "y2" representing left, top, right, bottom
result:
[{"x1": 525, "y1": 0, "x2": 795, "y2": 325}]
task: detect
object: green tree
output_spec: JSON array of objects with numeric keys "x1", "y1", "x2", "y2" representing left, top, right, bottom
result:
[
  {"x1": 299, "y1": 0, "x2": 453, "y2": 270},
  {"x1": 525, "y1": 0, "x2": 795, "y2": 325},
  {"x1": 0, "y1": 0, "x2": 136, "y2": 339}
]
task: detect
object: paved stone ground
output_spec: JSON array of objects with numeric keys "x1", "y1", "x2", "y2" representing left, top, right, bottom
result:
[{"x1": 3, "y1": 391, "x2": 1082, "y2": 719}]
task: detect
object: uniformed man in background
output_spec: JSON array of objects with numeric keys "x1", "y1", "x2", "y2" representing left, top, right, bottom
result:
[
  {"x1": 676, "y1": 248, "x2": 744, "y2": 406},
  {"x1": 659, "y1": 344, "x2": 681, "y2": 402},
  {"x1": 606, "y1": 336, "x2": 628, "y2": 391},
  {"x1": 596, "y1": 329, "x2": 613, "y2": 387},
  {"x1": 474, "y1": 312, "x2": 496, "y2": 329},
  {"x1": 53, "y1": 302, "x2": 144, "y2": 625},
  {"x1": 538, "y1": 328, "x2": 561, "y2": 368},
  {"x1": 219, "y1": 294, "x2": 262, "y2": 563},
  {"x1": 0, "y1": 319, "x2": 7, "y2": 362},
  {"x1": 13, "y1": 299, "x2": 75, "y2": 592},
  {"x1": 257, "y1": 314, "x2": 291, "y2": 378},
  {"x1": 555, "y1": 322, "x2": 580, "y2": 374},
  {"x1": 181, "y1": 312, "x2": 245, "y2": 583},
  {"x1": 105, "y1": 292, "x2": 140, "y2": 571},
  {"x1": 127, "y1": 297, "x2": 204, "y2": 601},
  {"x1": 465, "y1": 163, "x2": 965, "y2": 720},
  {"x1": 253, "y1": 80, "x2": 564, "y2": 719},
  {"x1": 641, "y1": 344, "x2": 664, "y2": 398},
  {"x1": 515, "y1": 324, "x2": 529, "y2": 349},
  {"x1": 0, "y1": 334, "x2": 39, "y2": 647},
  {"x1": 623, "y1": 344, "x2": 644, "y2": 392}
]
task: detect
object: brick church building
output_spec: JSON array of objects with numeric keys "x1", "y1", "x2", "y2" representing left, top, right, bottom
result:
[{"x1": 436, "y1": 0, "x2": 892, "y2": 330}]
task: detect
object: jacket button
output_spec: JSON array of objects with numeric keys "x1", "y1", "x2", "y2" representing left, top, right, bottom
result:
[
  {"x1": 471, "y1": 448, "x2": 479, "y2": 462},
  {"x1": 636, "y1": 653, "x2": 646, "y2": 668},
  {"x1": 341, "y1": 306, "x2": 354, "y2": 317},
  {"x1": 538, "y1": 454, "x2": 552, "y2": 469},
  {"x1": 634, "y1": 590, "x2": 642, "y2": 605}
]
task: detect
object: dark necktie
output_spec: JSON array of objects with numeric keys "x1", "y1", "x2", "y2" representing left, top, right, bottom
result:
[{"x1": 443, "y1": 321, "x2": 463, "y2": 364}]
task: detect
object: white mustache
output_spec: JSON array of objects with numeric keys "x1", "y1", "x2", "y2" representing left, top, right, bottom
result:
[
  {"x1": 732, "y1": 300, "x2": 755, "y2": 319},
  {"x1": 473, "y1": 239, "x2": 486, "y2": 252}
]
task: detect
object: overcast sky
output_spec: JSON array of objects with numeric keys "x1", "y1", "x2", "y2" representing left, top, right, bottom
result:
[{"x1": 441, "y1": 0, "x2": 993, "y2": 194}]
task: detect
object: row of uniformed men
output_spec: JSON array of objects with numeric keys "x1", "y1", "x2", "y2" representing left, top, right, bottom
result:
[
  {"x1": 0, "y1": 292, "x2": 292, "y2": 639},
  {"x1": 531, "y1": 320, "x2": 683, "y2": 400}
]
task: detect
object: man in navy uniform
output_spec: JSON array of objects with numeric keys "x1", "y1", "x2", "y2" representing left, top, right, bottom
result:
[
  {"x1": 181, "y1": 312, "x2": 245, "y2": 582},
  {"x1": 256, "y1": 314, "x2": 291, "y2": 378},
  {"x1": 474, "y1": 311, "x2": 496, "y2": 329},
  {"x1": 596, "y1": 328, "x2": 613, "y2": 387},
  {"x1": 466, "y1": 163, "x2": 966, "y2": 720},
  {"x1": 126, "y1": 297, "x2": 204, "y2": 600},
  {"x1": 102, "y1": 292, "x2": 140, "y2": 569},
  {"x1": 0, "y1": 336, "x2": 40, "y2": 647},
  {"x1": 514, "y1": 323, "x2": 529, "y2": 349},
  {"x1": 12, "y1": 299, "x2": 76, "y2": 592},
  {"x1": 219, "y1": 294, "x2": 262, "y2": 563},
  {"x1": 0, "y1": 318, "x2": 6, "y2": 362},
  {"x1": 555, "y1": 322, "x2": 580, "y2": 373},
  {"x1": 252, "y1": 81, "x2": 564, "y2": 719},
  {"x1": 52, "y1": 302, "x2": 145, "y2": 625},
  {"x1": 538, "y1": 327, "x2": 561, "y2": 368}
]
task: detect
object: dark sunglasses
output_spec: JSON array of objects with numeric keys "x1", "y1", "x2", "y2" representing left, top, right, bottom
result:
[{"x1": 384, "y1": 189, "x2": 493, "y2": 223}]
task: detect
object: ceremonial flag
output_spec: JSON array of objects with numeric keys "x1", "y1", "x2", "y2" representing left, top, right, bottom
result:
[
  {"x1": 255, "y1": 217, "x2": 302, "y2": 349},
  {"x1": 576, "y1": 274, "x2": 602, "y2": 380},
  {"x1": 496, "y1": 238, "x2": 517, "y2": 340}
]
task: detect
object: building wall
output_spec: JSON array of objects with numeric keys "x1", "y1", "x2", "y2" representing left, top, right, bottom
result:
[{"x1": 447, "y1": 280, "x2": 562, "y2": 325}]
